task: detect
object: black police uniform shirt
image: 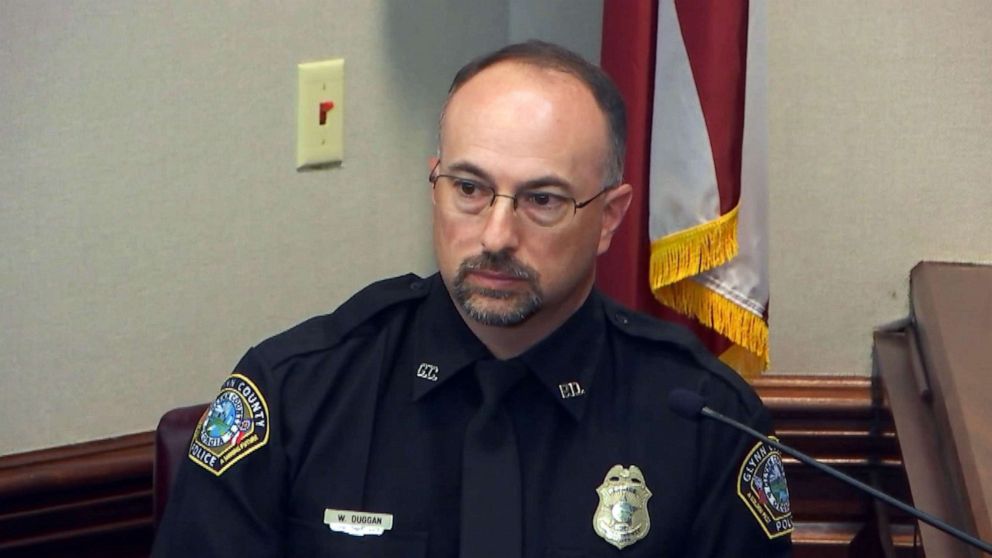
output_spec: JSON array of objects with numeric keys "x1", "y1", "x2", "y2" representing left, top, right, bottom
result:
[{"x1": 153, "y1": 273, "x2": 793, "y2": 557}]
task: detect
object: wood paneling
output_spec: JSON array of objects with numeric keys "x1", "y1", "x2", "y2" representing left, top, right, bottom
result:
[
  {"x1": 755, "y1": 375, "x2": 921, "y2": 557},
  {"x1": 0, "y1": 375, "x2": 918, "y2": 557},
  {"x1": 0, "y1": 433, "x2": 154, "y2": 557}
]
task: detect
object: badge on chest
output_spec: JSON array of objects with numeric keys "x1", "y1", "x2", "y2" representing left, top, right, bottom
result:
[{"x1": 593, "y1": 464, "x2": 653, "y2": 549}]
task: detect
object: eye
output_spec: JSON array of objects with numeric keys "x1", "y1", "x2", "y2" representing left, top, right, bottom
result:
[
  {"x1": 452, "y1": 178, "x2": 484, "y2": 198},
  {"x1": 520, "y1": 191, "x2": 567, "y2": 210}
]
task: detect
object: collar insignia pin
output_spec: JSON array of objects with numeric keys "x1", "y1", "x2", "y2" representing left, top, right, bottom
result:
[
  {"x1": 558, "y1": 381, "x2": 585, "y2": 399},
  {"x1": 593, "y1": 464, "x2": 652, "y2": 549},
  {"x1": 416, "y1": 363, "x2": 439, "y2": 382}
]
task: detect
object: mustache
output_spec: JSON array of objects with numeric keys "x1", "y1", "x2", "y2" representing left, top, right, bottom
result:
[{"x1": 456, "y1": 251, "x2": 537, "y2": 281}]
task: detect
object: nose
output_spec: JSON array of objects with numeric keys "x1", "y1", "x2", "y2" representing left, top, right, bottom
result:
[{"x1": 479, "y1": 196, "x2": 520, "y2": 253}]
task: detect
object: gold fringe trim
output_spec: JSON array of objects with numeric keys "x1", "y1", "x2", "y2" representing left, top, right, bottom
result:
[
  {"x1": 650, "y1": 204, "x2": 739, "y2": 288},
  {"x1": 719, "y1": 344, "x2": 766, "y2": 381},
  {"x1": 653, "y1": 278, "x2": 769, "y2": 377}
]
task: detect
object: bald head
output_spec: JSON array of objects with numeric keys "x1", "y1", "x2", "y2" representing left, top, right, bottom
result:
[
  {"x1": 442, "y1": 63, "x2": 611, "y2": 187},
  {"x1": 439, "y1": 41, "x2": 627, "y2": 186}
]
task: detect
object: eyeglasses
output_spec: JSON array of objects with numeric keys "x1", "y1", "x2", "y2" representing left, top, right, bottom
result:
[{"x1": 429, "y1": 165, "x2": 613, "y2": 228}]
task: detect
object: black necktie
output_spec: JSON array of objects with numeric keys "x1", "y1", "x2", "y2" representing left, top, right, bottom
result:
[{"x1": 460, "y1": 359, "x2": 527, "y2": 558}]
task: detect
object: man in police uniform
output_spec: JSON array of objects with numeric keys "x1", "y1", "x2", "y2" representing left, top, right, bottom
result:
[{"x1": 153, "y1": 41, "x2": 792, "y2": 557}]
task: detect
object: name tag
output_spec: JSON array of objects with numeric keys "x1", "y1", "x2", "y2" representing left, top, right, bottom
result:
[{"x1": 323, "y1": 509, "x2": 394, "y2": 536}]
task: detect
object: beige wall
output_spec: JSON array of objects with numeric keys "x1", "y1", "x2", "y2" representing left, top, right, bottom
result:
[
  {"x1": 0, "y1": 1, "x2": 602, "y2": 455},
  {"x1": 767, "y1": 2, "x2": 992, "y2": 375},
  {"x1": 509, "y1": 0, "x2": 602, "y2": 55}
]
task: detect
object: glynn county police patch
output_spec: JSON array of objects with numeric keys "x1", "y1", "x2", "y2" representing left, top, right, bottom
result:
[
  {"x1": 737, "y1": 437, "x2": 793, "y2": 539},
  {"x1": 188, "y1": 373, "x2": 269, "y2": 476}
]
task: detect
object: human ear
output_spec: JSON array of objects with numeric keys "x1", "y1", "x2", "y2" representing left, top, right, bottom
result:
[{"x1": 597, "y1": 183, "x2": 633, "y2": 255}]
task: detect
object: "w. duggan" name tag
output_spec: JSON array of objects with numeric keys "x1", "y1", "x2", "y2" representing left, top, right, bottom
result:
[{"x1": 323, "y1": 509, "x2": 394, "y2": 536}]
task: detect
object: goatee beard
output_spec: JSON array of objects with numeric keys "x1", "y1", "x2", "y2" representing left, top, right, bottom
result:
[{"x1": 452, "y1": 251, "x2": 543, "y2": 327}]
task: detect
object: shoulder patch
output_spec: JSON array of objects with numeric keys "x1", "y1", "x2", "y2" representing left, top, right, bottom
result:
[
  {"x1": 188, "y1": 374, "x2": 270, "y2": 476},
  {"x1": 737, "y1": 438, "x2": 793, "y2": 539}
]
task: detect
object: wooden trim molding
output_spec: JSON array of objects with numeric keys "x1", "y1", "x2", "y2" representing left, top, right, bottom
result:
[
  {"x1": 0, "y1": 433, "x2": 155, "y2": 557},
  {"x1": 0, "y1": 375, "x2": 918, "y2": 557},
  {"x1": 754, "y1": 375, "x2": 920, "y2": 556}
]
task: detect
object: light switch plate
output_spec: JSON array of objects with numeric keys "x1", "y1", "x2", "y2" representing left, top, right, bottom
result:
[{"x1": 297, "y1": 59, "x2": 344, "y2": 170}]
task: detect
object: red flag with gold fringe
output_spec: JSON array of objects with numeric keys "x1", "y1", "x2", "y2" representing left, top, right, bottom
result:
[{"x1": 598, "y1": 0, "x2": 769, "y2": 377}]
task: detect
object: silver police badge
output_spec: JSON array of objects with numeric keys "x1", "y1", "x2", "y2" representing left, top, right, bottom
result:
[{"x1": 593, "y1": 464, "x2": 652, "y2": 549}]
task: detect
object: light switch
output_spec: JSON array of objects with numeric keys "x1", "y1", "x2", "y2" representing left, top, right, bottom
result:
[{"x1": 297, "y1": 59, "x2": 344, "y2": 170}]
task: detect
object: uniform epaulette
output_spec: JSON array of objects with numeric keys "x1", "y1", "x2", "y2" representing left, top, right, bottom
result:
[
  {"x1": 602, "y1": 295, "x2": 701, "y2": 349},
  {"x1": 600, "y1": 294, "x2": 757, "y2": 402},
  {"x1": 255, "y1": 273, "x2": 431, "y2": 367}
]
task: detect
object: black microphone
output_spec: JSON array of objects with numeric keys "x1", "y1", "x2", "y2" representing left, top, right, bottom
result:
[{"x1": 667, "y1": 388, "x2": 992, "y2": 555}]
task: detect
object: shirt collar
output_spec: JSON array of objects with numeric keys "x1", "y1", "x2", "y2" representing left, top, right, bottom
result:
[
  {"x1": 410, "y1": 274, "x2": 492, "y2": 401},
  {"x1": 517, "y1": 289, "x2": 605, "y2": 422},
  {"x1": 410, "y1": 275, "x2": 606, "y2": 422}
]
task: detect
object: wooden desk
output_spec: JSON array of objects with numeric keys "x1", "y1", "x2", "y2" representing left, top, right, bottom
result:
[{"x1": 874, "y1": 261, "x2": 992, "y2": 557}]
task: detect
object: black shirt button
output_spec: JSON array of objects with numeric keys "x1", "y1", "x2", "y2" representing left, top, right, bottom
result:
[
  {"x1": 615, "y1": 312, "x2": 630, "y2": 325},
  {"x1": 410, "y1": 281, "x2": 423, "y2": 290}
]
